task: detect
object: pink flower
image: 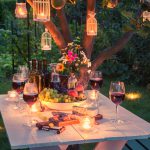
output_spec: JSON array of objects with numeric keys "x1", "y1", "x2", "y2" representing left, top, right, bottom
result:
[{"x1": 67, "y1": 51, "x2": 78, "y2": 63}]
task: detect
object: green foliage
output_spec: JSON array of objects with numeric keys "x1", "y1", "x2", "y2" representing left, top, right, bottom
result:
[{"x1": 0, "y1": 0, "x2": 150, "y2": 86}]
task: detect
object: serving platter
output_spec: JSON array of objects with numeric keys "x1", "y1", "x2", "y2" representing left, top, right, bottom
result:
[{"x1": 41, "y1": 100, "x2": 86, "y2": 111}]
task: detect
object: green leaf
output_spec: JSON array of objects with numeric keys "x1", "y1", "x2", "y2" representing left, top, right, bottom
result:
[
  {"x1": 122, "y1": 25, "x2": 133, "y2": 32},
  {"x1": 121, "y1": 10, "x2": 134, "y2": 19}
]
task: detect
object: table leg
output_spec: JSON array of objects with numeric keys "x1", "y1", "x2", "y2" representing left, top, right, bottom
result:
[{"x1": 94, "y1": 140, "x2": 127, "y2": 150}]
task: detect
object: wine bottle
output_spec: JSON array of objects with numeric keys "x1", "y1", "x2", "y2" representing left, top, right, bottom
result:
[
  {"x1": 29, "y1": 59, "x2": 40, "y2": 93},
  {"x1": 42, "y1": 59, "x2": 50, "y2": 88}
]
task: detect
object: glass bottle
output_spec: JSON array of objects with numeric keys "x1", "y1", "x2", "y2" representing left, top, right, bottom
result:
[
  {"x1": 29, "y1": 59, "x2": 39, "y2": 93},
  {"x1": 67, "y1": 72, "x2": 77, "y2": 90},
  {"x1": 37, "y1": 60, "x2": 44, "y2": 93}
]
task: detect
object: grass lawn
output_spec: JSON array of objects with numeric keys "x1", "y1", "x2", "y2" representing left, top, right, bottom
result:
[{"x1": 0, "y1": 77, "x2": 150, "y2": 150}]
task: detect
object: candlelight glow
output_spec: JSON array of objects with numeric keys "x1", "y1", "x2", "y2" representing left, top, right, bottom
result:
[
  {"x1": 143, "y1": 11, "x2": 150, "y2": 22},
  {"x1": 87, "y1": 12, "x2": 97, "y2": 36},
  {"x1": 107, "y1": 0, "x2": 118, "y2": 8},
  {"x1": 41, "y1": 28, "x2": 51, "y2": 51},
  {"x1": 81, "y1": 116, "x2": 93, "y2": 131},
  {"x1": 31, "y1": 103, "x2": 39, "y2": 112},
  {"x1": 126, "y1": 92, "x2": 141, "y2": 101},
  {"x1": 8, "y1": 90, "x2": 18, "y2": 98},
  {"x1": 33, "y1": 0, "x2": 50, "y2": 22},
  {"x1": 15, "y1": 3, "x2": 27, "y2": 18},
  {"x1": 0, "y1": 126, "x2": 4, "y2": 130}
]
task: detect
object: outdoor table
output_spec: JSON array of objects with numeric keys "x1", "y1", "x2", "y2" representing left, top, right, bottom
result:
[{"x1": 0, "y1": 93, "x2": 150, "y2": 150}]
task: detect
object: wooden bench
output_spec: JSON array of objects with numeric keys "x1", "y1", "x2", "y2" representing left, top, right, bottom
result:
[{"x1": 123, "y1": 139, "x2": 150, "y2": 150}]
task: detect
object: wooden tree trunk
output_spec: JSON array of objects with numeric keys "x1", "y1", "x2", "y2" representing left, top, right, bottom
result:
[{"x1": 27, "y1": 0, "x2": 134, "y2": 87}]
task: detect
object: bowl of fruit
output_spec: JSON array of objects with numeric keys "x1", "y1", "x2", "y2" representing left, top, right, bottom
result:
[{"x1": 38, "y1": 87, "x2": 86, "y2": 111}]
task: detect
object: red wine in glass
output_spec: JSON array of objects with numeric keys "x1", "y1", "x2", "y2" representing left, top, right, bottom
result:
[
  {"x1": 12, "y1": 81, "x2": 25, "y2": 94},
  {"x1": 110, "y1": 92, "x2": 125, "y2": 105},
  {"x1": 90, "y1": 77, "x2": 103, "y2": 90},
  {"x1": 23, "y1": 94, "x2": 38, "y2": 107}
]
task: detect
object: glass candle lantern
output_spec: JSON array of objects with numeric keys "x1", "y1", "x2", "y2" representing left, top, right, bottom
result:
[
  {"x1": 142, "y1": 11, "x2": 150, "y2": 22},
  {"x1": 15, "y1": 3, "x2": 27, "y2": 18},
  {"x1": 80, "y1": 116, "x2": 94, "y2": 131},
  {"x1": 33, "y1": 0, "x2": 50, "y2": 22},
  {"x1": 86, "y1": 12, "x2": 97, "y2": 36},
  {"x1": 41, "y1": 28, "x2": 51, "y2": 50},
  {"x1": 51, "y1": 0, "x2": 66, "y2": 10},
  {"x1": 107, "y1": 0, "x2": 118, "y2": 8}
]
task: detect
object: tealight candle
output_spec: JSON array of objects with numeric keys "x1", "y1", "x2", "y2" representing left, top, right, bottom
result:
[
  {"x1": 8, "y1": 90, "x2": 18, "y2": 98},
  {"x1": 81, "y1": 116, "x2": 94, "y2": 131},
  {"x1": 43, "y1": 45, "x2": 50, "y2": 50},
  {"x1": 37, "y1": 13, "x2": 45, "y2": 19}
]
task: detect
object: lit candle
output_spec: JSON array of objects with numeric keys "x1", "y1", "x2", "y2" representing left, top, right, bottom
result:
[
  {"x1": 37, "y1": 13, "x2": 45, "y2": 19},
  {"x1": 81, "y1": 116, "x2": 93, "y2": 131},
  {"x1": 8, "y1": 90, "x2": 18, "y2": 98},
  {"x1": 43, "y1": 45, "x2": 50, "y2": 50},
  {"x1": 18, "y1": 8, "x2": 25, "y2": 15}
]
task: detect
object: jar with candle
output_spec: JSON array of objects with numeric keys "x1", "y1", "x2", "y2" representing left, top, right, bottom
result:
[{"x1": 80, "y1": 115, "x2": 94, "y2": 132}]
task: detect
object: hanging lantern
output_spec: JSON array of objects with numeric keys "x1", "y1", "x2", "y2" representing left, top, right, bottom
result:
[
  {"x1": 86, "y1": 12, "x2": 97, "y2": 36},
  {"x1": 142, "y1": 11, "x2": 150, "y2": 22},
  {"x1": 41, "y1": 28, "x2": 51, "y2": 50},
  {"x1": 33, "y1": 0, "x2": 50, "y2": 22},
  {"x1": 51, "y1": 0, "x2": 66, "y2": 10},
  {"x1": 15, "y1": 2, "x2": 27, "y2": 18},
  {"x1": 107, "y1": 0, "x2": 118, "y2": 8}
]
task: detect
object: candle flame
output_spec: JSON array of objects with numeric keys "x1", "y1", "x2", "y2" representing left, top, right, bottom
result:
[
  {"x1": 82, "y1": 117, "x2": 92, "y2": 130},
  {"x1": 18, "y1": 8, "x2": 24, "y2": 15}
]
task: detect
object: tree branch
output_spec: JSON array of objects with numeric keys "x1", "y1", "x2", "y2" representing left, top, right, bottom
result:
[
  {"x1": 82, "y1": 0, "x2": 96, "y2": 59},
  {"x1": 27, "y1": 0, "x2": 67, "y2": 49},
  {"x1": 92, "y1": 31, "x2": 134, "y2": 70},
  {"x1": 56, "y1": 9, "x2": 73, "y2": 44}
]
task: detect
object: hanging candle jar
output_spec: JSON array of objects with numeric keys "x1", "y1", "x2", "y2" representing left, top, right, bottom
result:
[
  {"x1": 87, "y1": 12, "x2": 97, "y2": 36},
  {"x1": 107, "y1": 0, "x2": 118, "y2": 9},
  {"x1": 142, "y1": 11, "x2": 150, "y2": 22},
  {"x1": 33, "y1": 0, "x2": 50, "y2": 22},
  {"x1": 51, "y1": 0, "x2": 66, "y2": 10},
  {"x1": 41, "y1": 28, "x2": 51, "y2": 50},
  {"x1": 15, "y1": 2, "x2": 27, "y2": 18}
]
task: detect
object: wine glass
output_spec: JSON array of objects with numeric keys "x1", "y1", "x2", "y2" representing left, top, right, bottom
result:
[
  {"x1": 89, "y1": 71, "x2": 103, "y2": 116},
  {"x1": 12, "y1": 73, "x2": 28, "y2": 110},
  {"x1": 89, "y1": 71, "x2": 103, "y2": 90},
  {"x1": 18, "y1": 65, "x2": 29, "y2": 79},
  {"x1": 23, "y1": 78, "x2": 38, "y2": 127},
  {"x1": 109, "y1": 81, "x2": 125, "y2": 124}
]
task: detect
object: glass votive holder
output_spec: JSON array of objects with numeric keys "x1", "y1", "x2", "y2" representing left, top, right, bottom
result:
[
  {"x1": 86, "y1": 90, "x2": 99, "y2": 109},
  {"x1": 80, "y1": 115, "x2": 94, "y2": 132},
  {"x1": 7, "y1": 90, "x2": 19, "y2": 101}
]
